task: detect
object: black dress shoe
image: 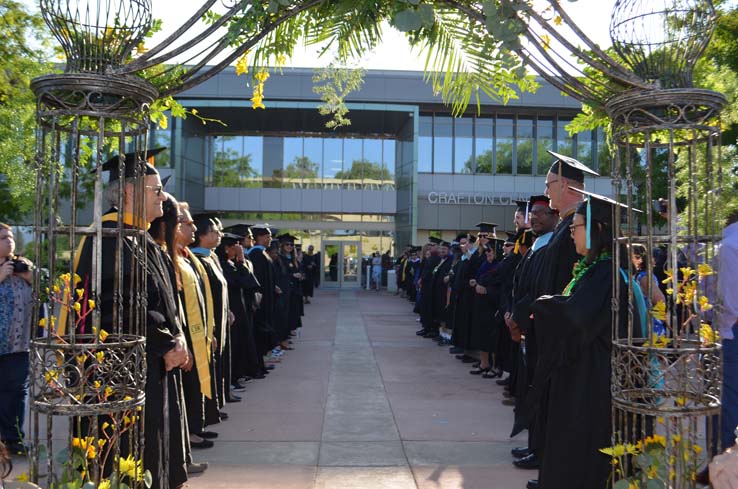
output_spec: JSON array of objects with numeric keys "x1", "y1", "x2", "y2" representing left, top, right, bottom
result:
[
  {"x1": 226, "y1": 395, "x2": 242, "y2": 403},
  {"x1": 416, "y1": 328, "x2": 428, "y2": 336},
  {"x1": 266, "y1": 364, "x2": 276, "y2": 370},
  {"x1": 513, "y1": 453, "x2": 540, "y2": 470},
  {"x1": 526, "y1": 479, "x2": 539, "y2": 489},
  {"x1": 219, "y1": 412, "x2": 229, "y2": 420},
  {"x1": 195, "y1": 431, "x2": 219, "y2": 439},
  {"x1": 454, "y1": 354, "x2": 466, "y2": 360},
  {"x1": 190, "y1": 438, "x2": 215, "y2": 449},
  {"x1": 449, "y1": 346, "x2": 463, "y2": 354},
  {"x1": 496, "y1": 377, "x2": 511, "y2": 386},
  {"x1": 461, "y1": 356, "x2": 475, "y2": 363},
  {"x1": 511, "y1": 446, "x2": 530, "y2": 458},
  {"x1": 423, "y1": 331, "x2": 439, "y2": 339},
  {"x1": 470, "y1": 366, "x2": 491, "y2": 375}
]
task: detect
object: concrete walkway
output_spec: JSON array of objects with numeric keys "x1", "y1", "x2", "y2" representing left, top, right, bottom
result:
[{"x1": 187, "y1": 288, "x2": 532, "y2": 489}]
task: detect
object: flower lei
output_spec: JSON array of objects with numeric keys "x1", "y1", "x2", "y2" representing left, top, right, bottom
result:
[{"x1": 562, "y1": 252, "x2": 611, "y2": 296}]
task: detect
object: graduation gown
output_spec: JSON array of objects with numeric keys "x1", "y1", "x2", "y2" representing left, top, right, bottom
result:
[
  {"x1": 497, "y1": 252, "x2": 522, "y2": 372},
  {"x1": 301, "y1": 253, "x2": 318, "y2": 297},
  {"x1": 468, "y1": 260, "x2": 502, "y2": 353},
  {"x1": 418, "y1": 255, "x2": 441, "y2": 328},
  {"x1": 271, "y1": 255, "x2": 292, "y2": 342},
  {"x1": 452, "y1": 251, "x2": 484, "y2": 349},
  {"x1": 534, "y1": 211, "x2": 579, "y2": 297},
  {"x1": 221, "y1": 257, "x2": 262, "y2": 379},
  {"x1": 73, "y1": 213, "x2": 188, "y2": 489},
  {"x1": 280, "y1": 253, "x2": 303, "y2": 332},
  {"x1": 248, "y1": 247, "x2": 278, "y2": 355},
  {"x1": 431, "y1": 256, "x2": 453, "y2": 327},
  {"x1": 529, "y1": 259, "x2": 629, "y2": 489}
]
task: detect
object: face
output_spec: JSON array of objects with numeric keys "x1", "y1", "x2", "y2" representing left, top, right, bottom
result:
[
  {"x1": 439, "y1": 246, "x2": 449, "y2": 258},
  {"x1": 477, "y1": 234, "x2": 490, "y2": 248},
  {"x1": 142, "y1": 174, "x2": 166, "y2": 223},
  {"x1": 530, "y1": 204, "x2": 558, "y2": 235},
  {"x1": 570, "y1": 213, "x2": 588, "y2": 256},
  {"x1": 631, "y1": 252, "x2": 643, "y2": 270},
  {"x1": 544, "y1": 171, "x2": 565, "y2": 210},
  {"x1": 0, "y1": 228, "x2": 15, "y2": 258},
  {"x1": 177, "y1": 208, "x2": 197, "y2": 246},
  {"x1": 503, "y1": 242, "x2": 514, "y2": 255},
  {"x1": 200, "y1": 223, "x2": 222, "y2": 249},
  {"x1": 485, "y1": 247, "x2": 495, "y2": 262},
  {"x1": 514, "y1": 211, "x2": 529, "y2": 231},
  {"x1": 242, "y1": 234, "x2": 253, "y2": 248},
  {"x1": 308, "y1": 245, "x2": 314, "y2": 254},
  {"x1": 255, "y1": 232, "x2": 272, "y2": 247},
  {"x1": 459, "y1": 238, "x2": 468, "y2": 254},
  {"x1": 282, "y1": 241, "x2": 294, "y2": 254}
]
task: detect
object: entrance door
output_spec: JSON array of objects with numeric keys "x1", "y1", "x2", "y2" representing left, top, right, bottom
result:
[{"x1": 322, "y1": 241, "x2": 361, "y2": 288}]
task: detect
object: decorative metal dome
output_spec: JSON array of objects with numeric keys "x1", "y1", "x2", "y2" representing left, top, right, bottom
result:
[
  {"x1": 610, "y1": 0, "x2": 717, "y2": 88},
  {"x1": 40, "y1": 0, "x2": 153, "y2": 74}
]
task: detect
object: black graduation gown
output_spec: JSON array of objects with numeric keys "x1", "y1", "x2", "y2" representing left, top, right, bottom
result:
[
  {"x1": 497, "y1": 252, "x2": 522, "y2": 372},
  {"x1": 529, "y1": 259, "x2": 629, "y2": 489},
  {"x1": 419, "y1": 255, "x2": 441, "y2": 329},
  {"x1": 270, "y1": 257, "x2": 291, "y2": 342},
  {"x1": 221, "y1": 257, "x2": 262, "y2": 379},
  {"x1": 75, "y1": 215, "x2": 188, "y2": 489},
  {"x1": 468, "y1": 260, "x2": 502, "y2": 353},
  {"x1": 445, "y1": 258, "x2": 463, "y2": 330},
  {"x1": 301, "y1": 253, "x2": 317, "y2": 297},
  {"x1": 280, "y1": 253, "x2": 303, "y2": 332},
  {"x1": 405, "y1": 259, "x2": 420, "y2": 301},
  {"x1": 431, "y1": 256, "x2": 453, "y2": 328},
  {"x1": 453, "y1": 251, "x2": 484, "y2": 349},
  {"x1": 248, "y1": 247, "x2": 278, "y2": 355},
  {"x1": 534, "y1": 212, "x2": 579, "y2": 297}
]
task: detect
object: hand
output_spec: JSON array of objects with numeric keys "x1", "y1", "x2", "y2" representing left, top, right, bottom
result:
[
  {"x1": 235, "y1": 243, "x2": 245, "y2": 263},
  {"x1": 228, "y1": 310, "x2": 235, "y2": 326},
  {"x1": 212, "y1": 336, "x2": 217, "y2": 352},
  {"x1": 475, "y1": 284, "x2": 487, "y2": 295},
  {"x1": 469, "y1": 279, "x2": 477, "y2": 287},
  {"x1": 443, "y1": 276, "x2": 449, "y2": 284},
  {"x1": 710, "y1": 447, "x2": 738, "y2": 489},
  {"x1": 0, "y1": 261, "x2": 13, "y2": 283},
  {"x1": 164, "y1": 345, "x2": 188, "y2": 372},
  {"x1": 182, "y1": 350, "x2": 195, "y2": 372},
  {"x1": 293, "y1": 272, "x2": 302, "y2": 279},
  {"x1": 505, "y1": 315, "x2": 518, "y2": 330},
  {"x1": 275, "y1": 285, "x2": 282, "y2": 295}
]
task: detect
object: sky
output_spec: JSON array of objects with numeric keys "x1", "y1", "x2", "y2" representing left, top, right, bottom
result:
[{"x1": 21, "y1": 0, "x2": 621, "y2": 71}]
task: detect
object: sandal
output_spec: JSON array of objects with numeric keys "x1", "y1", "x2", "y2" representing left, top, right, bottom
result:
[{"x1": 482, "y1": 368, "x2": 503, "y2": 379}]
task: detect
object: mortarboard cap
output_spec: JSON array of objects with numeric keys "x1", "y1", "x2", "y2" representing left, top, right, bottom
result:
[
  {"x1": 93, "y1": 148, "x2": 167, "y2": 182},
  {"x1": 221, "y1": 232, "x2": 242, "y2": 245},
  {"x1": 475, "y1": 222, "x2": 498, "y2": 234},
  {"x1": 192, "y1": 213, "x2": 218, "y2": 234},
  {"x1": 277, "y1": 233, "x2": 297, "y2": 244},
  {"x1": 547, "y1": 150, "x2": 599, "y2": 183},
  {"x1": 570, "y1": 187, "x2": 641, "y2": 249},
  {"x1": 250, "y1": 223, "x2": 272, "y2": 237},
  {"x1": 515, "y1": 200, "x2": 529, "y2": 213},
  {"x1": 529, "y1": 195, "x2": 551, "y2": 208},
  {"x1": 223, "y1": 224, "x2": 253, "y2": 238},
  {"x1": 439, "y1": 240, "x2": 451, "y2": 248},
  {"x1": 428, "y1": 236, "x2": 442, "y2": 245},
  {"x1": 504, "y1": 231, "x2": 518, "y2": 244},
  {"x1": 455, "y1": 233, "x2": 469, "y2": 242},
  {"x1": 160, "y1": 174, "x2": 171, "y2": 189}
]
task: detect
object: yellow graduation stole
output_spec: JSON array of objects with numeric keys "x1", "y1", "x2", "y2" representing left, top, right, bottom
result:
[
  {"x1": 58, "y1": 212, "x2": 149, "y2": 336},
  {"x1": 178, "y1": 254, "x2": 212, "y2": 399},
  {"x1": 185, "y1": 248, "x2": 215, "y2": 357}
]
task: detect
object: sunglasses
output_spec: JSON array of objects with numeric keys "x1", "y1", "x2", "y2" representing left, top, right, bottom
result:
[{"x1": 146, "y1": 185, "x2": 164, "y2": 196}]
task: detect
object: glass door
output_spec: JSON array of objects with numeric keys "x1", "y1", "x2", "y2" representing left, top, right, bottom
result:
[{"x1": 322, "y1": 240, "x2": 362, "y2": 288}]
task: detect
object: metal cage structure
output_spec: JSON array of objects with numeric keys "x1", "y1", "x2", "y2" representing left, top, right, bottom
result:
[
  {"x1": 29, "y1": 1, "x2": 158, "y2": 487},
  {"x1": 606, "y1": 0, "x2": 725, "y2": 487}
]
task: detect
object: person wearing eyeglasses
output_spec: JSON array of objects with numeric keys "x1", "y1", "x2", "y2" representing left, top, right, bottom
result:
[{"x1": 72, "y1": 150, "x2": 191, "y2": 488}]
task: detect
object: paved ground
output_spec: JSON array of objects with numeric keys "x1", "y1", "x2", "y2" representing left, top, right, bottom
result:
[{"x1": 185, "y1": 288, "x2": 532, "y2": 489}]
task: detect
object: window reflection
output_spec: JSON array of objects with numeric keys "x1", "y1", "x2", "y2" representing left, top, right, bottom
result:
[
  {"x1": 418, "y1": 116, "x2": 433, "y2": 172},
  {"x1": 384, "y1": 140, "x2": 396, "y2": 186},
  {"x1": 433, "y1": 116, "x2": 453, "y2": 173},
  {"x1": 537, "y1": 119, "x2": 554, "y2": 175},
  {"x1": 577, "y1": 129, "x2": 593, "y2": 168},
  {"x1": 517, "y1": 118, "x2": 533, "y2": 175},
  {"x1": 455, "y1": 118, "x2": 473, "y2": 174},
  {"x1": 304, "y1": 137, "x2": 323, "y2": 188},
  {"x1": 475, "y1": 118, "x2": 493, "y2": 174},
  {"x1": 324, "y1": 138, "x2": 343, "y2": 185},
  {"x1": 556, "y1": 118, "x2": 573, "y2": 156},
  {"x1": 496, "y1": 116, "x2": 514, "y2": 174}
]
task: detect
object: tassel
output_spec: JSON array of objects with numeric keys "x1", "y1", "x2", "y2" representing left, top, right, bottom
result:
[
  {"x1": 586, "y1": 197, "x2": 592, "y2": 250},
  {"x1": 525, "y1": 201, "x2": 530, "y2": 224}
]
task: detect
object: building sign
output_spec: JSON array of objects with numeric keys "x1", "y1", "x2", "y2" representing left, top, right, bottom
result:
[{"x1": 425, "y1": 191, "x2": 529, "y2": 206}]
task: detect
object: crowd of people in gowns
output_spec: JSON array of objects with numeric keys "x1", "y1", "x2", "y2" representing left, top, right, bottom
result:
[
  {"x1": 67, "y1": 149, "x2": 321, "y2": 489},
  {"x1": 395, "y1": 151, "x2": 650, "y2": 489}
]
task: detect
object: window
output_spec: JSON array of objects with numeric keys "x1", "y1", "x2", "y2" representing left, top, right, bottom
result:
[
  {"x1": 433, "y1": 116, "x2": 453, "y2": 173},
  {"x1": 496, "y1": 116, "x2": 514, "y2": 174},
  {"x1": 323, "y1": 138, "x2": 343, "y2": 184},
  {"x1": 383, "y1": 139, "x2": 396, "y2": 184},
  {"x1": 455, "y1": 118, "x2": 473, "y2": 174},
  {"x1": 556, "y1": 118, "x2": 573, "y2": 155},
  {"x1": 342, "y1": 138, "x2": 363, "y2": 187},
  {"x1": 362, "y1": 139, "x2": 385, "y2": 186},
  {"x1": 577, "y1": 129, "x2": 593, "y2": 168},
  {"x1": 516, "y1": 118, "x2": 533, "y2": 175},
  {"x1": 536, "y1": 119, "x2": 554, "y2": 175},
  {"x1": 418, "y1": 116, "x2": 433, "y2": 172},
  {"x1": 303, "y1": 137, "x2": 322, "y2": 187},
  {"x1": 474, "y1": 118, "x2": 494, "y2": 174}
]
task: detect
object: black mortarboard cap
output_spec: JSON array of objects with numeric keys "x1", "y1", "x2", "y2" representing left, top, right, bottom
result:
[
  {"x1": 455, "y1": 233, "x2": 469, "y2": 242},
  {"x1": 439, "y1": 240, "x2": 451, "y2": 248},
  {"x1": 93, "y1": 148, "x2": 167, "y2": 182},
  {"x1": 428, "y1": 236, "x2": 442, "y2": 245},
  {"x1": 161, "y1": 174, "x2": 171, "y2": 189},
  {"x1": 515, "y1": 200, "x2": 529, "y2": 213},
  {"x1": 192, "y1": 214, "x2": 217, "y2": 234},
  {"x1": 519, "y1": 229, "x2": 535, "y2": 247},
  {"x1": 571, "y1": 187, "x2": 641, "y2": 248},
  {"x1": 504, "y1": 231, "x2": 518, "y2": 243},
  {"x1": 278, "y1": 233, "x2": 297, "y2": 244},
  {"x1": 250, "y1": 223, "x2": 272, "y2": 237},
  {"x1": 529, "y1": 195, "x2": 551, "y2": 208},
  {"x1": 475, "y1": 222, "x2": 498, "y2": 234},
  {"x1": 221, "y1": 233, "x2": 242, "y2": 245},
  {"x1": 223, "y1": 224, "x2": 253, "y2": 238},
  {"x1": 547, "y1": 150, "x2": 599, "y2": 183}
]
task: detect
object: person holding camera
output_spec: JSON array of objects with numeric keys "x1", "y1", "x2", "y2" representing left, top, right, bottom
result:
[{"x1": 0, "y1": 223, "x2": 33, "y2": 456}]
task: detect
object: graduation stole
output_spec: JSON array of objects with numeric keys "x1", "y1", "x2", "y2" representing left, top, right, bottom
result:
[
  {"x1": 195, "y1": 251, "x2": 228, "y2": 355},
  {"x1": 58, "y1": 211, "x2": 149, "y2": 336},
  {"x1": 178, "y1": 253, "x2": 212, "y2": 399},
  {"x1": 186, "y1": 248, "x2": 215, "y2": 355}
]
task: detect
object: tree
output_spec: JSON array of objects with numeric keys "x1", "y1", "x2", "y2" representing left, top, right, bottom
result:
[
  {"x1": 212, "y1": 149, "x2": 259, "y2": 187},
  {"x1": 334, "y1": 159, "x2": 391, "y2": 181},
  {"x1": 0, "y1": 1, "x2": 56, "y2": 222}
]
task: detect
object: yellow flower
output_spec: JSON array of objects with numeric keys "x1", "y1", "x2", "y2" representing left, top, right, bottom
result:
[
  {"x1": 76, "y1": 353, "x2": 87, "y2": 364},
  {"x1": 86, "y1": 444, "x2": 96, "y2": 459},
  {"x1": 693, "y1": 444, "x2": 703, "y2": 455},
  {"x1": 39, "y1": 317, "x2": 47, "y2": 328},
  {"x1": 59, "y1": 273, "x2": 70, "y2": 283},
  {"x1": 53, "y1": 284, "x2": 61, "y2": 294},
  {"x1": 251, "y1": 91, "x2": 265, "y2": 110},
  {"x1": 44, "y1": 370, "x2": 59, "y2": 383},
  {"x1": 276, "y1": 54, "x2": 287, "y2": 67},
  {"x1": 235, "y1": 52, "x2": 249, "y2": 76},
  {"x1": 553, "y1": 15, "x2": 563, "y2": 26},
  {"x1": 98, "y1": 480, "x2": 111, "y2": 489},
  {"x1": 699, "y1": 295, "x2": 713, "y2": 311},
  {"x1": 541, "y1": 33, "x2": 551, "y2": 51},
  {"x1": 254, "y1": 69, "x2": 270, "y2": 83},
  {"x1": 700, "y1": 323, "x2": 719, "y2": 345},
  {"x1": 657, "y1": 416, "x2": 665, "y2": 424},
  {"x1": 119, "y1": 454, "x2": 145, "y2": 481},
  {"x1": 158, "y1": 115, "x2": 169, "y2": 130},
  {"x1": 676, "y1": 396, "x2": 687, "y2": 406},
  {"x1": 94, "y1": 380, "x2": 102, "y2": 389},
  {"x1": 698, "y1": 263, "x2": 714, "y2": 280},
  {"x1": 666, "y1": 287, "x2": 674, "y2": 295},
  {"x1": 102, "y1": 421, "x2": 110, "y2": 431},
  {"x1": 99, "y1": 329, "x2": 109, "y2": 342},
  {"x1": 73, "y1": 302, "x2": 81, "y2": 314},
  {"x1": 88, "y1": 299, "x2": 96, "y2": 309},
  {"x1": 672, "y1": 434, "x2": 681, "y2": 444},
  {"x1": 651, "y1": 302, "x2": 666, "y2": 321},
  {"x1": 14, "y1": 472, "x2": 29, "y2": 482},
  {"x1": 680, "y1": 267, "x2": 695, "y2": 281},
  {"x1": 645, "y1": 434, "x2": 666, "y2": 446},
  {"x1": 136, "y1": 41, "x2": 147, "y2": 54},
  {"x1": 662, "y1": 269, "x2": 674, "y2": 285},
  {"x1": 96, "y1": 351, "x2": 105, "y2": 363},
  {"x1": 600, "y1": 443, "x2": 640, "y2": 457},
  {"x1": 104, "y1": 386, "x2": 113, "y2": 398},
  {"x1": 76, "y1": 288, "x2": 84, "y2": 299}
]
